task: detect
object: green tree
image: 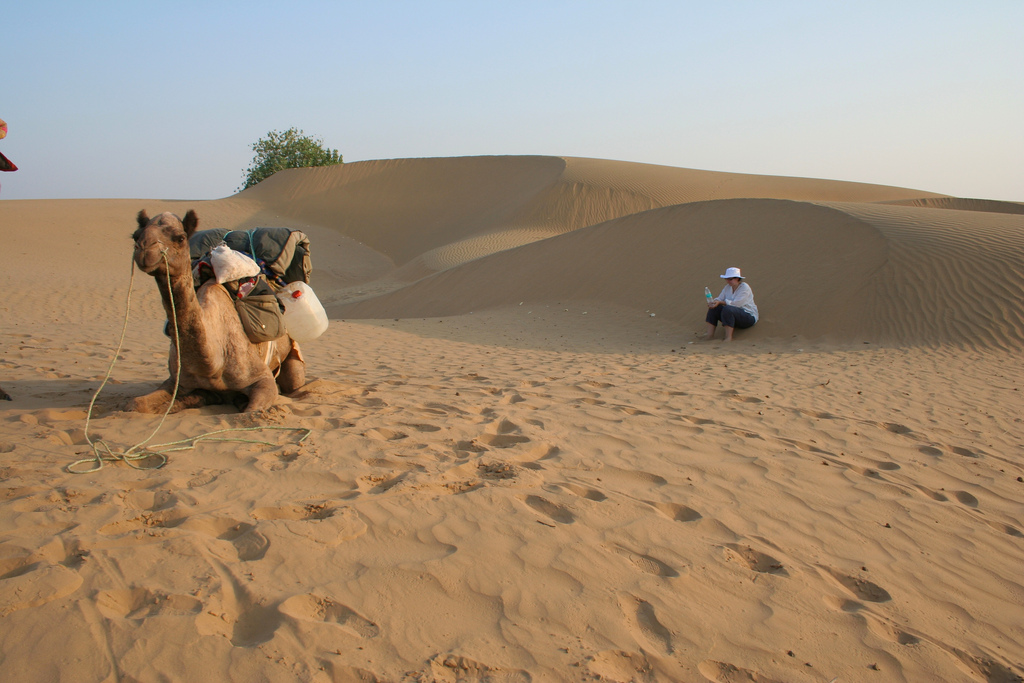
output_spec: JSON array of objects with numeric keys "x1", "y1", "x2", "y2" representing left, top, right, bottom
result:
[{"x1": 240, "y1": 128, "x2": 343, "y2": 189}]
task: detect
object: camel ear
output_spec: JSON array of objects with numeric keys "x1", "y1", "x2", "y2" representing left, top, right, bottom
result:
[
  {"x1": 137, "y1": 210, "x2": 150, "y2": 229},
  {"x1": 182, "y1": 210, "x2": 199, "y2": 237}
]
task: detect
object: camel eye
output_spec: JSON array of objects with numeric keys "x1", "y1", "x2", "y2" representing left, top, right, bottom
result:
[{"x1": 173, "y1": 234, "x2": 186, "y2": 244}]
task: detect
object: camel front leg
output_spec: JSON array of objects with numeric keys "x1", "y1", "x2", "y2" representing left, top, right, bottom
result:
[
  {"x1": 131, "y1": 380, "x2": 224, "y2": 413},
  {"x1": 130, "y1": 378, "x2": 176, "y2": 413},
  {"x1": 243, "y1": 374, "x2": 279, "y2": 412}
]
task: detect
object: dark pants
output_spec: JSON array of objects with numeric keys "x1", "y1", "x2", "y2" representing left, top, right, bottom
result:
[{"x1": 706, "y1": 305, "x2": 756, "y2": 329}]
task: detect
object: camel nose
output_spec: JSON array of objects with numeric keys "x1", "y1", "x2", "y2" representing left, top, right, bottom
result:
[{"x1": 134, "y1": 240, "x2": 164, "y2": 253}]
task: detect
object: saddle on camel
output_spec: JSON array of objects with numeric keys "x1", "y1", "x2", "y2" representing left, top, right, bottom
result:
[{"x1": 130, "y1": 210, "x2": 326, "y2": 414}]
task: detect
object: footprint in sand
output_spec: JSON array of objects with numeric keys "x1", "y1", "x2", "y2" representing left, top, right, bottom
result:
[
  {"x1": 847, "y1": 464, "x2": 882, "y2": 479},
  {"x1": 179, "y1": 517, "x2": 271, "y2": 561},
  {"x1": 477, "y1": 460, "x2": 518, "y2": 481},
  {"x1": 615, "y1": 406, "x2": 651, "y2": 416},
  {"x1": 193, "y1": 565, "x2": 283, "y2": 647},
  {"x1": 952, "y1": 490, "x2": 979, "y2": 507},
  {"x1": 584, "y1": 650, "x2": 654, "y2": 683},
  {"x1": 255, "y1": 449, "x2": 302, "y2": 473},
  {"x1": 557, "y1": 482, "x2": 607, "y2": 502},
  {"x1": 231, "y1": 529, "x2": 271, "y2": 561},
  {"x1": 617, "y1": 593, "x2": 673, "y2": 655},
  {"x1": 521, "y1": 495, "x2": 575, "y2": 524},
  {"x1": 98, "y1": 509, "x2": 188, "y2": 535},
  {"x1": 182, "y1": 470, "x2": 224, "y2": 489},
  {"x1": 12, "y1": 487, "x2": 97, "y2": 514},
  {"x1": 697, "y1": 660, "x2": 783, "y2": 683},
  {"x1": 363, "y1": 427, "x2": 407, "y2": 441},
  {"x1": 515, "y1": 443, "x2": 559, "y2": 468},
  {"x1": 279, "y1": 594, "x2": 379, "y2": 638},
  {"x1": 0, "y1": 561, "x2": 83, "y2": 616},
  {"x1": 609, "y1": 545, "x2": 679, "y2": 578},
  {"x1": 822, "y1": 594, "x2": 864, "y2": 613},
  {"x1": 301, "y1": 417, "x2": 355, "y2": 432},
  {"x1": 95, "y1": 587, "x2": 202, "y2": 620},
  {"x1": 44, "y1": 429, "x2": 80, "y2": 446},
  {"x1": 458, "y1": 372, "x2": 490, "y2": 382},
  {"x1": 915, "y1": 485, "x2": 948, "y2": 502},
  {"x1": 601, "y1": 467, "x2": 668, "y2": 487},
  {"x1": 454, "y1": 439, "x2": 488, "y2": 454},
  {"x1": 776, "y1": 437, "x2": 829, "y2": 455},
  {"x1": 985, "y1": 520, "x2": 1023, "y2": 537},
  {"x1": 122, "y1": 490, "x2": 178, "y2": 512},
  {"x1": 877, "y1": 421, "x2": 912, "y2": 435},
  {"x1": 818, "y1": 566, "x2": 891, "y2": 603},
  {"x1": 253, "y1": 502, "x2": 340, "y2": 522},
  {"x1": 400, "y1": 422, "x2": 442, "y2": 433},
  {"x1": 427, "y1": 655, "x2": 531, "y2": 683},
  {"x1": 723, "y1": 544, "x2": 787, "y2": 576},
  {"x1": 648, "y1": 501, "x2": 702, "y2": 522},
  {"x1": 871, "y1": 460, "x2": 900, "y2": 471},
  {"x1": 864, "y1": 613, "x2": 920, "y2": 645},
  {"x1": 477, "y1": 418, "x2": 531, "y2": 448},
  {"x1": 359, "y1": 470, "x2": 413, "y2": 494},
  {"x1": 36, "y1": 408, "x2": 89, "y2": 424},
  {"x1": 251, "y1": 504, "x2": 367, "y2": 546},
  {"x1": 949, "y1": 647, "x2": 1020, "y2": 683}
]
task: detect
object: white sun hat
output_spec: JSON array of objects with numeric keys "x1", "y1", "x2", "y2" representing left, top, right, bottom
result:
[{"x1": 720, "y1": 267, "x2": 744, "y2": 280}]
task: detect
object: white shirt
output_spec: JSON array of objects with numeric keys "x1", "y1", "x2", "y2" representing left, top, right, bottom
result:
[{"x1": 718, "y1": 281, "x2": 758, "y2": 322}]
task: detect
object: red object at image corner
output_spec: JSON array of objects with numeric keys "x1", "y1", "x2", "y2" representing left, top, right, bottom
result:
[{"x1": 0, "y1": 118, "x2": 18, "y2": 172}]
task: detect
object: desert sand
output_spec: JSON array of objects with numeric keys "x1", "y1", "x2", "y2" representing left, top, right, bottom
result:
[{"x1": 1, "y1": 156, "x2": 1022, "y2": 682}]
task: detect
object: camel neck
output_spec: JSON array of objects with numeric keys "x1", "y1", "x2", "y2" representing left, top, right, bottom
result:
[{"x1": 156, "y1": 272, "x2": 203, "y2": 337}]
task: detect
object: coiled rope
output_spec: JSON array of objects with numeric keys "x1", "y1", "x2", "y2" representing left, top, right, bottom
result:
[{"x1": 68, "y1": 249, "x2": 309, "y2": 474}]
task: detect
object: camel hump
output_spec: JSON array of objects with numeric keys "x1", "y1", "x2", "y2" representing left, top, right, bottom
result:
[{"x1": 183, "y1": 210, "x2": 199, "y2": 236}]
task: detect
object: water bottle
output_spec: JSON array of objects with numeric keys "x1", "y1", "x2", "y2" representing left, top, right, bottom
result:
[
  {"x1": 275, "y1": 281, "x2": 329, "y2": 342},
  {"x1": 705, "y1": 287, "x2": 713, "y2": 306}
]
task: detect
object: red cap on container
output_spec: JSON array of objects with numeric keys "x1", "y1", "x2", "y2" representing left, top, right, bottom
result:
[{"x1": 292, "y1": 290, "x2": 302, "y2": 299}]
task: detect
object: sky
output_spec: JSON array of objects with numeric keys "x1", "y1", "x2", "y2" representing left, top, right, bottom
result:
[{"x1": 3, "y1": 1, "x2": 1022, "y2": 201}]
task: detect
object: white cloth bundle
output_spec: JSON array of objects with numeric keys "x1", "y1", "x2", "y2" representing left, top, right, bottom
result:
[{"x1": 209, "y1": 243, "x2": 261, "y2": 284}]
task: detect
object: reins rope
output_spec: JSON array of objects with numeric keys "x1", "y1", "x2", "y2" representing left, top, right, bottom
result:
[{"x1": 68, "y1": 249, "x2": 309, "y2": 474}]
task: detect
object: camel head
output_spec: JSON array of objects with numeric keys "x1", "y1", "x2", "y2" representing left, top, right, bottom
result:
[{"x1": 132, "y1": 210, "x2": 199, "y2": 277}]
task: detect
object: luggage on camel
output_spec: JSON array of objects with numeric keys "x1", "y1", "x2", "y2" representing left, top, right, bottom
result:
[
  {"x1": 275, "y1": 281, "x2": 329, "y2": 342},
  {"x1": 189, "y1": 227, "x2": 311, "y2": 286},
  {"x1": 226, "y1": 276, "x2": 286, "y2": 344},
  {"x1": 184, "y1": 226, "x2": 327, "y2": 344},
  {"x1": 209, "y1": 244, "x2": 261, "y2": 284}
]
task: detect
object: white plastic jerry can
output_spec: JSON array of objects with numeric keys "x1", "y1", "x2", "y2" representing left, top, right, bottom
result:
[{"x1": 276, "y1": 281, "x2": 329, "y2": 342}]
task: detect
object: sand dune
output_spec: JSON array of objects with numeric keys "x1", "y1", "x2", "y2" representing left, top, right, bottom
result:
[
  {"x1": 237, "y1": 156, "x2": 1024, "y2": 348},
  {"x1": 1, "y1": 156, "x2": 1022, "y2": 682},
  {"x1": 882, "y1": 196, "x2": 1024, "y2": 215}
]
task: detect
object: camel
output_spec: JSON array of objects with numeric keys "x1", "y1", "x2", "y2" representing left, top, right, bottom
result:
[{"x1": 130, "y1": 209, "x2": 305, "y2": 413}]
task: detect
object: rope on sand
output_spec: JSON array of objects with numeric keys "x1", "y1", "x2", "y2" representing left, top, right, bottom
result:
[{"x1": 68, "y1": 251, "x2": 309, "y2": 474}]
